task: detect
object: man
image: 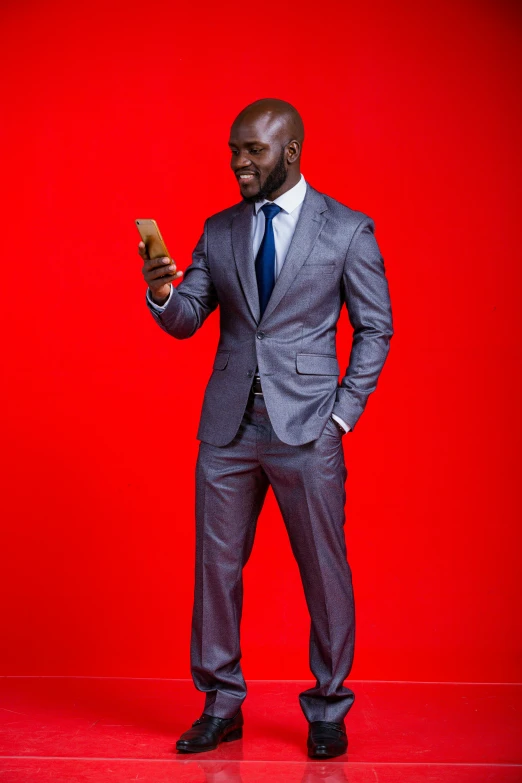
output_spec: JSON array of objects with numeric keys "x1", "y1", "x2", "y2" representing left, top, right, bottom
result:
[{"x1": 139, "y1": 98, "x2": 393, "y2": 759}]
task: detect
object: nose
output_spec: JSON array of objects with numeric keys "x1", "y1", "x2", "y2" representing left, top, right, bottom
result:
[{"x1": 231, "y1": 151, "x2": 253, "y2": 172}]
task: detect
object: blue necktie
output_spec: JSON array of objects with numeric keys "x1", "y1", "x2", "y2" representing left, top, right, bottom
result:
[{"x1": 255, "y1": 203, "x2": 282, "y2": 317}]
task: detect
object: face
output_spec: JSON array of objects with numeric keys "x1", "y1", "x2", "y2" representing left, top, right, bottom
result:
[{"x1": 228, "y1": 114, "x2": 298, "y2": 203}]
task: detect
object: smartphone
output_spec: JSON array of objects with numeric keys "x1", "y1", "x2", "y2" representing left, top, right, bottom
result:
[{"x1": 135, "y1": 219, "x2": 172, "y2": 260}]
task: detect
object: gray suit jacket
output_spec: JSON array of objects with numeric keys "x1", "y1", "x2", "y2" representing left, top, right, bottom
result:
[{"x1": 146, "y1": 184, "x2": 393, "y2": 447}]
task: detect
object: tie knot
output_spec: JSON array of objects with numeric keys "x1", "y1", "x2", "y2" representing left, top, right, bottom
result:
[{"x1": 261, "y1": 203, "x2": 282, "y2": 221}]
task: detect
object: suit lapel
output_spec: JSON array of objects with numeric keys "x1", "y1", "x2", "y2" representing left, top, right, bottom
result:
[
  {"x1": 231, "y1": 201, "x2": 260, "y2": 324},
  {"x1": 231, "y1": 184, "x2": 328, "y2": 326}
]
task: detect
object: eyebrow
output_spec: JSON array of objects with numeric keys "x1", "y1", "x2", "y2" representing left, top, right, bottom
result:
[{"x1": 228, "y1": 140, "x2": 266, "y2": 147}]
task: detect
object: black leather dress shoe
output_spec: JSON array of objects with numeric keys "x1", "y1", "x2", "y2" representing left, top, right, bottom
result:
[
  {"x1": 307, "y1": 719, "x2": 348, "y2": 758},
  {"x1": 176, "y1": 710, "x2": 244, "y2": 753}
]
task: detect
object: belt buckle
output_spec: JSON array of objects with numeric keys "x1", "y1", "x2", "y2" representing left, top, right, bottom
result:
[{"x1": 252, "y1": 374, "x2": 263, "y2": 395}]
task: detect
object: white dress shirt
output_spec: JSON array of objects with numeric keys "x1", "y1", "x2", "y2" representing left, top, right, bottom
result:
[{"x1": 146, "y1": 174, "x2": 350, "y2": 432}]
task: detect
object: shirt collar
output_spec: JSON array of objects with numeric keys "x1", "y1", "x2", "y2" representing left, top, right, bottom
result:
[{"x1": 254, "y1": 174, "x2": 307, "y2": 215}]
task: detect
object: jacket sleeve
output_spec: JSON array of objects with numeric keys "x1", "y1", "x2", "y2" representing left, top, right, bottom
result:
[
  {"x1": 332, "y1": 216, "x2": 394, "y2": 430},
  {"x1": 145, "y1": 219, "x2": 218, "y2": 339}
]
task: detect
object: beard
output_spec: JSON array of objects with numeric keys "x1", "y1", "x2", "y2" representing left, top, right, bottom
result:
[{"x1": 242, "y1": 147, "x2": 288, "y2": 204}]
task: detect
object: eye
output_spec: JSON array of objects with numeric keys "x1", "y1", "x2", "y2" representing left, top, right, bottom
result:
[{"x1": 250, "y1": 148, "x2": 262, "y2": 154}]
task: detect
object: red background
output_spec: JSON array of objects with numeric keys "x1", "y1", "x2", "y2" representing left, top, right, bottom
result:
[{"x1": 1, "y1": 0, "x2": 521, "y2": 683}]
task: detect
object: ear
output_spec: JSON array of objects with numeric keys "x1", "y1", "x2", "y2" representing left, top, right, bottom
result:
[{"x1": 286, "y1": 139, "x2": 301, "y2": 163}]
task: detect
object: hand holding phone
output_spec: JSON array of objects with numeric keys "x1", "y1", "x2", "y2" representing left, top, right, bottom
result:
[{"x1": 136, "y1": 219, "x2": 183, "y2": 306}]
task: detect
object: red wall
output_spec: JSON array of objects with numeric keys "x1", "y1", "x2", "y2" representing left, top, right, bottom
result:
[{"x1": 1, "y1": 0, "x2": 521, "y2": 682}]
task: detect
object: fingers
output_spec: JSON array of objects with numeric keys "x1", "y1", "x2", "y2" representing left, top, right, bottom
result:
[
  {"x1": 138, "y1": 241, "x2": 149, "y2": 260},
  {"x1": 140, "y1": 249, "x2": 177, "y2": 271},
  {"x1": 142, "y1": 261, "x2": 184, "y2": 291},
  {"x1": 149, "y1": 272, "x2": 178, "y2": 285},
  {"x1": 139, "y1": 245, "x2": 183, "y2": 290},
  {"x1": 142, "y1": 257, "x2": 179, "y2": 276},
  {"x1": 145, "y1": 263, "x2": 180, "y2": 281},
  {"x1": 137, "y1": 243, "x2": 170, "y2": 267}
]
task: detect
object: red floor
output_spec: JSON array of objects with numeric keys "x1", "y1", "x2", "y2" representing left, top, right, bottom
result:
[{"x1": 0, "y1": 677, "x2": 520, "y2": 782}]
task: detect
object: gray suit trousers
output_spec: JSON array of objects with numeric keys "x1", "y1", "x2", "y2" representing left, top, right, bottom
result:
[{"x1": 190, "y1": 388, "x2": 356, "y2": 724}]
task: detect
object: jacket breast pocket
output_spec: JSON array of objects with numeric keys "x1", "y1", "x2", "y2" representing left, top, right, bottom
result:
[
  {"x1": 300, "y1": 261, "x2": 335, "y2": 275},
  {"x1": 213, "y1": 350, "x2": 230, "y2": 370},
  {"x1": 296, "y1": 353, "x2": 340, "y2": 375}
]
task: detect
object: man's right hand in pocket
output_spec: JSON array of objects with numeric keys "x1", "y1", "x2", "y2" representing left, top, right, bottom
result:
[{"x1": 139, "y1": 241, "x2": 183, "y2": 306}]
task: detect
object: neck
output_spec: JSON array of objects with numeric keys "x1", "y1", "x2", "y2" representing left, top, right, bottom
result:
[{"x1": 266, "y1": 171, "x2": 301, "y2": 201}]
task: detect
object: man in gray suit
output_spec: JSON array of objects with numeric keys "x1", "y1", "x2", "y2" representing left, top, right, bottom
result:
[{"x1": 139, "y1": 98, "x2": 393, "y2": 759}]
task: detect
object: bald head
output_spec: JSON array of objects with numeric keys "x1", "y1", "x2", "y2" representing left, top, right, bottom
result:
[
  {"x1": 231, "y1": 98, "x2": 304, "y2": 145},
  {"x1": 229, "y1": 98, "x2": 304, "y2": 203}
]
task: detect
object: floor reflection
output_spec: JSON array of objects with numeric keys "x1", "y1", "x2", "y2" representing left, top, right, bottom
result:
[{"x1": 177, "y1": 759, "x2": 353, "y2": 782}]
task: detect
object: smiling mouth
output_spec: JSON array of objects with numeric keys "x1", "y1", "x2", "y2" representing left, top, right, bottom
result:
[{"x1": 237, "y1": 173, "x2": 258, "y2": 183}]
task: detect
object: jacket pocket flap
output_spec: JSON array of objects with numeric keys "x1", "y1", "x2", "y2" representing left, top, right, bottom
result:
[
  {"x1": 213, "y1": 350, "x2": 230, "y2": 370},
  {"x1": 296, "y1": 353, "x2": 340, "y2": 375}
]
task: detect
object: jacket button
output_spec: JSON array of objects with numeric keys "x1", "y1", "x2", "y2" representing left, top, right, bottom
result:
[
  {"x1": 247, "y1": 370, "x2": 253, "y2": 378},
  {"x1": 257, "y1": 331, "x2": 265, "y2": 339}
]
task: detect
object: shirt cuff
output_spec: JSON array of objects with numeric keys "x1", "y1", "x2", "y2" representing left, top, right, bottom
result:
[
  {"x1": 332, "y1": 413, "x2": 351, "y2": 432},
  {"x1": 146, "y1": 285, "x2": 173, "y2": 311}
]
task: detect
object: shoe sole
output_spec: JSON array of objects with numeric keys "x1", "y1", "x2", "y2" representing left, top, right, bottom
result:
[
  {"x1": 176, "y1": 727, "x2": 243, "y2": 753},
  {"x1": 308, "y1": 746, "x2": 348, "y2": 759}
]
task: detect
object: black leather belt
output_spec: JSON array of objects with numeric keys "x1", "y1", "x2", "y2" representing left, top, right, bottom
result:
[{"x1": 252, "y1": 374, "x2": 263, "y2": 395}]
